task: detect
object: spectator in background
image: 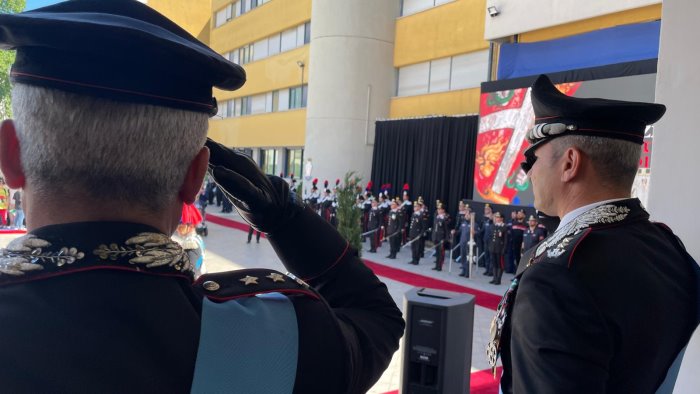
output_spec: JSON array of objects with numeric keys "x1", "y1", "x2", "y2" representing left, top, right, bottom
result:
[
  {"x1": 0, "y1": 178, "x2": 9, "y2": 228},
  {"x1": 12, "y1": 188, "x2": 24, "y2": 230}
]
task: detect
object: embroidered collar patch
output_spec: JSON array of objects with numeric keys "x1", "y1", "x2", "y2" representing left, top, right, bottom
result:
[
  {"x1": 0, "y1": 232, "x2": 192, "y2": 280},
  {"x1": 535, "y1": 204, "x2": 631, "y2": 259}
]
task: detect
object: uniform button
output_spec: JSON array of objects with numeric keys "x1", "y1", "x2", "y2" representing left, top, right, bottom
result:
[{"x1": 202, "y1": 281, "x2": 220, "y2": 291}]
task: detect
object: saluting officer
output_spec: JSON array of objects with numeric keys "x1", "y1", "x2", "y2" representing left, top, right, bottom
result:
[{"x1": 0, "y1": 2, "x2": 404, "y2": 393}]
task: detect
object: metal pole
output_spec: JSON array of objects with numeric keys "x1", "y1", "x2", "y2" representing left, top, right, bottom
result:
[{"x1": 468, "y1": 213, "x2": 476, "y2": 279}]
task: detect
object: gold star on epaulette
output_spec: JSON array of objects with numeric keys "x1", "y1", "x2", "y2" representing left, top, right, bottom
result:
[
  {"x1": 239, "y1": 275, "x2": 259, "y2": 285},
  {"x1": 266, "y1": 273, "x2": 285, "y2": 283}
]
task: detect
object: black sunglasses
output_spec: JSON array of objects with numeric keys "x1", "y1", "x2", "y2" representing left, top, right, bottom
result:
[{"x1": 520, "y1": 151, "x2": 537, "y2": 173}]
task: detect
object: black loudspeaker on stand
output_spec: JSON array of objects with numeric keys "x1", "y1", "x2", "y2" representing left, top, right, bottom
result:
[{"x1": 400, "y1": 288, "x2": 475, "y2": 394}]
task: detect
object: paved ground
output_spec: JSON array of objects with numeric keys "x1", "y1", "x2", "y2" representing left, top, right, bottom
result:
[{"x1": 0, "y1": 211, "x2": 511, "y2": 393}]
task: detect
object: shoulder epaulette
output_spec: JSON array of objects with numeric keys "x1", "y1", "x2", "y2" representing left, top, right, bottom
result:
[{"x1": 193, "y1": 269, "x2": 320, "y2": 302}]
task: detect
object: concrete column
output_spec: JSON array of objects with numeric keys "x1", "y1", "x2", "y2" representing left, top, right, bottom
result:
[
  {"x1": 304, "y1": 0, "x2": 399, "y2": 185},
  {"x1": 650, "y1": 0, "x2": 700, "y2": 390}
]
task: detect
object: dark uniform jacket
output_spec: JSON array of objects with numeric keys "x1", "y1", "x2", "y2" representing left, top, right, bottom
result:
[
  {"x1": 432, "y1": 214, "x2": 449, "y2": 244},
  {"x1": 367, "y1": 207, "x2": 381, "y2": 231},
  {"x1": 493, "y1": 199, "x2": 699, "y2": 394},
  {"x1": 489, "y1": 223, "x2": 508, "y2": 254},
  {"x1": 522, "y1": 226, "x2": 545, "y2": 252},
  {"x1": 0, "y1": 208, "x2": 405, "y2": 394},
  {"x1": 409, "y1": 211, "x2": 424, "y2": 239},
  {"x1": 387, "y1": 209, "x2": 403, "y2": 237}
]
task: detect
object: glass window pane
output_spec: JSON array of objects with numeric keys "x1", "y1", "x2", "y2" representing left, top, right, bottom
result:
[
  {"x1": 234, "y1": 98, "x2": 241, "y2": 116},
  {"x1": 227, "y1": 100, "x2": 234, "y2": 117},
  {"x1": 235, "y1": 0, "x2": 242, "y2": 17},
  {"x1": 278, "y1": 88, "x2": 290, "y2": 111},
  {"x1": 450, "y1": 50, "x2": 489, "y2": 90},
  {"x1": 226, "y1": 4, "x2": 233, "y2": 19},
  {"x1": 215, "y1": 9, "x2": 226, "y2": 27},
  {"x1": 301, "y1": 84, "x2": 308, "y2": 108},
  {"x1": 265, "y1": 92, "x2": 273, "y2": 113},
  {"x1": 402, "y1": 0, "x2": 433, "y2": 16},
  {"x1": 251, "y1": 94, "x2": 266, "y2": 114},
  {"x1": 296, "y1": 24, "x2": 305, "y2": 47},
  {"x1": 253, "y1": 39, "x2": 268, "y2": 61},
  {"x1": 268, "y1": 34, "x2": 281, "y2": 55},
  {"x1": 280, "y1": 28, "x2": 297, "y2": 52},
  {"x1": 429, "y1": 57, "x2": 451, "y2": 93},
  {"x1": 272, "y1": 90, "x2": 279, "y2": 112},
  {"x1": 397, "y1": 62, "x2": 430, "y2": 96},
  {"x1": 435, "y1": 0, "x2": 454, "y2": 5},
  {"x1": 304, "y1": 22, "x2": 311, "y2": 44}
]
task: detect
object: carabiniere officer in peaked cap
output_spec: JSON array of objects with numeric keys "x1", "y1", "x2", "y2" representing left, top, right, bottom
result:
[
  {"x1": 0, "y1": 1, "x2": 404, "y2": 393},
  {"x1": 488, "y1": 75, "x2": 699, "y2": 393}
]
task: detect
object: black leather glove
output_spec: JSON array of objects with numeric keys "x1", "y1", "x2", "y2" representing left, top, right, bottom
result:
[{"x1": 205, "y1": 138, "x2": 303, "y2": 233}]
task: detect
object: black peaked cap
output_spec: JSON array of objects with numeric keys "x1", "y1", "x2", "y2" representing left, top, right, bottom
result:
[
  {"x1": 0, "y1": 0, "x2": 246, "y2": 115},
  {"x1": 525, "y1": 74, "x2": 665, "y2": 155}
]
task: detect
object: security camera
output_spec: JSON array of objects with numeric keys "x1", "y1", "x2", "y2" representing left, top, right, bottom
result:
[{"x1": 487, "y1": 6, "x2": 500, "y2": 17}]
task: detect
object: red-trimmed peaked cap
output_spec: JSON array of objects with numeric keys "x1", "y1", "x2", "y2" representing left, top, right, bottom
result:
[{"x1": 524, "y1": 74, "x2": 665, "y2": 156}]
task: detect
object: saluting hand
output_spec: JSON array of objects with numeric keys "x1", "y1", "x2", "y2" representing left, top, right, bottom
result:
[{"x1": 206, "y1": 138, "x2": 303, "y2": 233}]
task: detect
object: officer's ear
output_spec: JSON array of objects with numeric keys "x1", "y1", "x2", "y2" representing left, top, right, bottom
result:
[
  {"x1": 0, "y1": 120, "x2": 26, "y2": 189},
  {"x1": 560, "y1": 146, "x2": 583, "y2": 183},
  {"x1": 179, "y1": 146, "x2": 209, "y2": 204}
]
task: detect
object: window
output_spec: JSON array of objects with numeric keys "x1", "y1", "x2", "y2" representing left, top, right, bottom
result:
[
  {"x1": 260, "y1": 149, "x2": 277, "y2": 174},
  {"x1": 265, "y1": 92, "x2": 274, "y2": 113},
  {"x1": 240, "y1": 96, "x2": 252, "y2": 115},
  {"x1": 280, "y1": 27, "x2": 297, "y2": 52},
  {"x1": 286, "y1": 148, "x2": 303, "y2": 178},
  {"x1": 253, "y1": 39, "x2": 268, "y2": 61},
  {"x1": 238, "y1": 44, "x2": 254, "y2": 64},
  {"x1": 272, "y1": 90, "x2": 280, "y2": 112},
  {"x1": 450, "y1": 50, "x2": 489, "y2": 90},
  {"x1": 251, "y1": 94, "x2": 266, "y2": 115},
  {"x1": 234, "y1": 98, "x2": 242, "y2": 116},
  {"x1": 304, "y1": 22, "x2": 311, "y2": 44},
  {"x1": 395, "y1": 50, "x2": 489, "y2": 96},
  {"x1": 397, "y1": 62, "x2": 430, "y2": 96},
  {"x1": 234, "y1": 0, "x2": 242, "y2": 17},
  {"x1": 289, "y1": 85, "x2": 307, "y2": 109},
  {"x1": 268, "y1": 33, "x2": 281, "y2": 55},
  {"x1": 215, "y1": 8, "x2": 227, "y2": 28},
  {"x1": 278, "y1": 89, "x2": 290, "y2": 111},
  {"x1": 401, "y1": 0, "x2": 454, "y2": 16},
  {"x1": 296, "y1": 24, "x2": 306, "y2": 47},
  {"x1": 429, "y1": 57, "x2": 451, "y2": 93},
  {"x1": 226, "y1": 100, "x2": 234, "y2": 118}
]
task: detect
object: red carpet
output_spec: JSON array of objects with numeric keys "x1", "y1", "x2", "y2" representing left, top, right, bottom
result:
[
  {"x1": 0, "y1": 229, "x2": 27, "y2": 234},
  {"x1": 206, "y1": 214, "x2": 267, "y2": 238},
  {"x1": 363, "y1": 260, "x2": 501, "y2": 310},
  {"x1": 381, "y1": 366, "x2": 501, "y2": 394}
]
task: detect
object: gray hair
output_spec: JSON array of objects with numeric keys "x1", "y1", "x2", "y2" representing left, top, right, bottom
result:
[
  {"x1": 550, "y1": 135, "x2": 640, "y2": 191},
  {"x1": 11, "y1": 84, "x2": 208, "y2": 211}
]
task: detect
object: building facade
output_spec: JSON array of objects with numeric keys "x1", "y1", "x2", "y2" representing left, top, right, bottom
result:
[{"x1": 147, "y1": 0, "x2": 663, "y2": 186}]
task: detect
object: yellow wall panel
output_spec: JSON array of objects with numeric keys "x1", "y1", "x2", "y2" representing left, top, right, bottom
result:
[
  {"x1": 389, "y1": 88, "x2": 481, "y2": 118},
  {"x1": 147, "y1": 0, "x2": 211, "y2": 43},
  {"x1": 208, "y1": 109, "x2": 306, "y2": 147},
  {"x1": 394, "y1": 0, "x2": 489, "y2": 67},
  {"x1": 211, "y1": 0, "x2": 311, "y2": 53},
  {"x1": 519, "y1": 4, "x2": 662, "y2": 42},
  {"x1": 214, "y1": 46, "x2": 309, "y2": 100}
]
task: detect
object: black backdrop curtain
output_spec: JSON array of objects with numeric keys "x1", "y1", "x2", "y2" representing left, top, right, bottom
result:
[{"x1": 370, "y1": 116, "x2": 478, "y2": 217}]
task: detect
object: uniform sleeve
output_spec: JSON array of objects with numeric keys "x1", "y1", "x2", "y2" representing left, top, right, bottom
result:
[
  {"x1": 268, "y1": 207, "x2": 405, "y2": 394},
  {"x1": 509, "y1": 262, "x2": 613, "y2": 394}
]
